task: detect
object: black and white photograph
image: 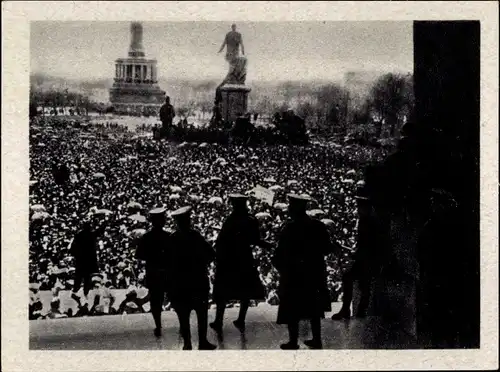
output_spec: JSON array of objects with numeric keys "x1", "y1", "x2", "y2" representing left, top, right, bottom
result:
[{"x1": 2, "y1": 1, "x2": 498, "y2": 371}]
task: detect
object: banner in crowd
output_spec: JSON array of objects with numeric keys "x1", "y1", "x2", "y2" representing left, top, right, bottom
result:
[{"x1": 248, "y1": 185, "x2": 275, "y2": 206}]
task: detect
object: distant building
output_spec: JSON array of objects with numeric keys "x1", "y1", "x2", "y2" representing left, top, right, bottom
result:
[{"x1": 109, "y1": 22, "x2": 166, "y2": 115}]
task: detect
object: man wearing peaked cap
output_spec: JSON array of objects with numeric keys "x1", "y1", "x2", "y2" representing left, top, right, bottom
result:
[
  {"x1": 167, "y1": 205, "x2": 217, "y2": 350},
  {"x1": 210, "y1": 193, "x2": 271, "y2": 333},
  {"x1": 272, "y1": 193, "x2": 336, "y2": 350},
  {"x1": 136, "y1": 205, "x2": 171, "y2": 337}
]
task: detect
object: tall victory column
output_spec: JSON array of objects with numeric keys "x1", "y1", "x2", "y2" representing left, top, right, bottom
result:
[{"x1": 109, "y1": 22, "x2": 165, "y2": 115}]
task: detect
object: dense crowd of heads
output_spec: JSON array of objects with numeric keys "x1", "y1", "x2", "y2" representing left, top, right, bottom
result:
[{"x1": 29, "y1": 116, "x2": 389, "y2": 319}]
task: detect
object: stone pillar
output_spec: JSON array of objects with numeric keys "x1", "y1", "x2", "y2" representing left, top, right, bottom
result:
[{"x1": 219, "y1": 84, "x2": 251, "y2": 124}]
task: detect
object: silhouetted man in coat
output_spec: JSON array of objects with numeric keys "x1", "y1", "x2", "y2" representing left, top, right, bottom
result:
[
  {"x1": 135, "y1": 207, "x2": 172, "y2": 337},
  {"x1": 210, "y1": 194, "x2": 271, "y2": 333},
  {"x1": 167, "y1": 206, "x2": 217, "y2": 350},
  {"x1": 273, "y1": 194, "x2": 335, "y2": 350},
  {"x1": 71, "y1": 220, "x2": 99, "y2": 298}
]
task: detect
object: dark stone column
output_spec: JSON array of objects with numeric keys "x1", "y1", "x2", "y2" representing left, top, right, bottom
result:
[{"x1": 412, "y1": 20, "x2": 480, "y2": 348}]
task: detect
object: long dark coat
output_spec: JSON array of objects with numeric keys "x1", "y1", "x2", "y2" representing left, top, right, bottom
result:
[
  {"x1": 135, "y1": 228, "x2": 171, "y2": 291},
  {"x1": 351, "y1": 213, "x2": 391, "y2": 278},
  {"x1": 273, "y1": 216, "x2": 334, "y2": 324},
  {"x1": 71, "y1": 228, "x2": 98, "y2": 274},
  {"x1": 212, "y1": 212, "x2": 265, "y2": 301},
  {"x1": 167, "y1": 229, "x2": 215, "y2": 309}
]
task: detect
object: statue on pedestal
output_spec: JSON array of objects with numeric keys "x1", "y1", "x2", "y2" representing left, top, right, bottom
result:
[{"x1": 218, "y1": 24, "x2": 247, "y2": 86}]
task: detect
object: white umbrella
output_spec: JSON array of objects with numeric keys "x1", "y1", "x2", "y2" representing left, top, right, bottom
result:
[
  {"x1": 130, "y1": 228, "x2": 147, "y2": 238},
  {"x1": 342, "y1": 179, "x2": 354, "y2": 184},
  {"x1": 93, "y1": 172, "x2": 106, "y2": 179},
  {"x1": 236, "y1": 154, "x2": 246, "y2": 160},
  {"x1": 274, "y1": 203, "x2": 288, "y2": 211},
  {"x1": 256, "y1": 212, "x2": 272, "y2": 220},
  {"x1": 209, "y1": 176, "x2": 223, "y2": 183},
  {"x1": 95, "y1": 209, "x2": 113, "y2": 216},
  {"x1": 208, "y1": 196, "x2": 223, "y2": 205},
  {"x1": 199, "y1": 142, "x2": 208, "y2": 148},
  {"x1": 30, "y1": 204, "x2": 46, "y2": 212},
  {"x1": 287, "y1": 180, "x2": 299, "y2": 186},
  {"x1": 250, "y1": 155, "x2": 259, "y2": 160},
  {"x1": 169, "y1": 194, "x2": 181, "y2": 200},
  {"x1": 169, "y1": 186, "x2": 182, "y2": 193},
  {"x1": 269, "y1": 185, "x2": 283, "y2": 192},
  {"x1": 215, "y1": 157, "x2": 226, "y2": 163},
  {"x1": 347, "y1": 169, "x2": 356, "y2": 176},
  {"x1": 127, "y1": 202, "x2": 143, "y2": 209},
  {"x1": 189, "y1": 194, "x2": 202, "y2": 202},
  {"x1": 29, "y1": 180, "x2": 38, "y2": 186},
  {"x1": 128, "y1": 214, "x2": 147, "y2": 223},
  {"x1": 307, "y1": 209, "x2": 325, "y2": 217},
  {"x1": 321, "y1": 218, "x2": 335, "y2": 226},
  {"x1": 264, "y1": 177, "x2": 276, "y2": 183},
  {"x1": 357, "y1": 180, "x2": 365, "y2": 186},
  {"x1": 178, "y1": 142, "x2": 188, "y2": 148},
  {"x1": 31, "y1": 211, "x2": 50, "y2": 221}
]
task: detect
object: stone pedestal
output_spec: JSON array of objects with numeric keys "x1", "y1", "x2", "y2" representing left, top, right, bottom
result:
[{"x1": 219, "y1": 84, "x2": 251, "y2": 124}]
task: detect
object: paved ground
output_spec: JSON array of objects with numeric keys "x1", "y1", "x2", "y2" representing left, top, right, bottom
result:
[{"x1": 30, "y1": 304, "x2": 419, "y2": 350}]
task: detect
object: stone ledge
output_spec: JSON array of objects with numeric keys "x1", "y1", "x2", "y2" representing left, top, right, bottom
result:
[{"x1": 219, "y1": 84, "x2": 251, "y2": 92}]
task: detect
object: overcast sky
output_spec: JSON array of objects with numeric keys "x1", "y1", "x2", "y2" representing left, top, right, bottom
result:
[{"x1": 31, "y1": 21, "x2": 413, "y2": 82}]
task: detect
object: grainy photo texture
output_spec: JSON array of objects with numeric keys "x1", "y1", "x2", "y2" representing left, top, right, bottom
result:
[{"x1": 27, "y1": 19, "x2": 480, "y2": 352}]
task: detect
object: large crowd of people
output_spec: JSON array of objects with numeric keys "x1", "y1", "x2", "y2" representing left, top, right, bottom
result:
[{"x1": 29, "y1": 116, "x2": 389, "y2": 320}]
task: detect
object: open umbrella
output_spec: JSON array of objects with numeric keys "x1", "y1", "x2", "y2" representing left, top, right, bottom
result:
[
  {"x1": 209, "y1": 176, "x2": 223, "y2": 183},
  {"x1": 236, "y1": 154, "x2": 246, "y2": 160},
  {"x1": 347, "y1": 169, "x2": 356, "y2": 176},
  {"x1": 127, "y1": 201, "x2": 143, "y2": 209},
  {"x1": 93, "y1": 172, "x2": 106, "y2": 179},
  {"x1": 128, "y1": 214, "x2": 147, "y2": 223},
  {"x1": 321, "y1": 218, "x2": 335, "y2": 226},
  {"x1": 342, "y1": 179, "x2": 354, "y2": 184},
  {"x1": 287, "y1": 180, "x2": 299, "y2": 186},
  {"x1": 29, "y1": 180, "x2": 38, "y2": 186},
  {"x1": 274, "y1": 203, "x2": 288, "y2": 211},
  {"x1": 189, "y1": 194, "x2": 202, "y2": 202},
  {"x1": 169, "y1": 193, "x2": 181, "y2": 200},
  {"x1": 31, "y1": 211, "x2": 51, "y2": 221},
  {"x1": 178, "y1": 142, "x2": 188, "y2": 148},
  {"x1": 208, "y1": 196, "x2": 223, "y2": 205},
  {"x1": 30, "y1": 204, "x2": 46, "y2": 212},
  {"x1": 169, "y1": 186, "x2": 183, "y2": 193},
  {"x1": 307, "y1": 209, "x2": 325, "y2": 217},
  {"x1": 264, "y1": 177, "x2": 277, "y2": 183},
  {"x1": 95, "y1": 209, "x2": 113, "y2": 216},
  {"x1": 256, "y1": 212, "x2": 272, "y2": 220},
  {"x1": 199, "y1": 142, "x2": 209, "y2": 148},
  {"x1": 130, "y1": 228, "x2": 147, "y2": 238},
  {"x1": 250, "y1": 155, "x2": 259, "y2": 160},
  {"x1": 215, "y1": 157, "x2": 226, "y2": 164},
  {"x1": 356, "y1": 180, "x2": 365, "y2": 186},
  {"x1": 269, "y1": 185, "x2": 283, "y2": 192}
]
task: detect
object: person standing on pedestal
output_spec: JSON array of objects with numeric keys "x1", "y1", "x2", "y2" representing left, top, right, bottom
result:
[
  {"x1": 159, "y1": 96, "x2": 175, "y2": 139},
  {"x1": 218, "y1": 23, "x2": 245, "y2": 62}
]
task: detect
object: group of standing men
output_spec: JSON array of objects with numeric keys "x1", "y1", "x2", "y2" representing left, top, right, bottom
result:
[
  {"x1": 133, "y1": 186, "x2": 383, "y2": 351},
  {"x1": 70, "y1": 179, "x2": 389, "y2": 350}
]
